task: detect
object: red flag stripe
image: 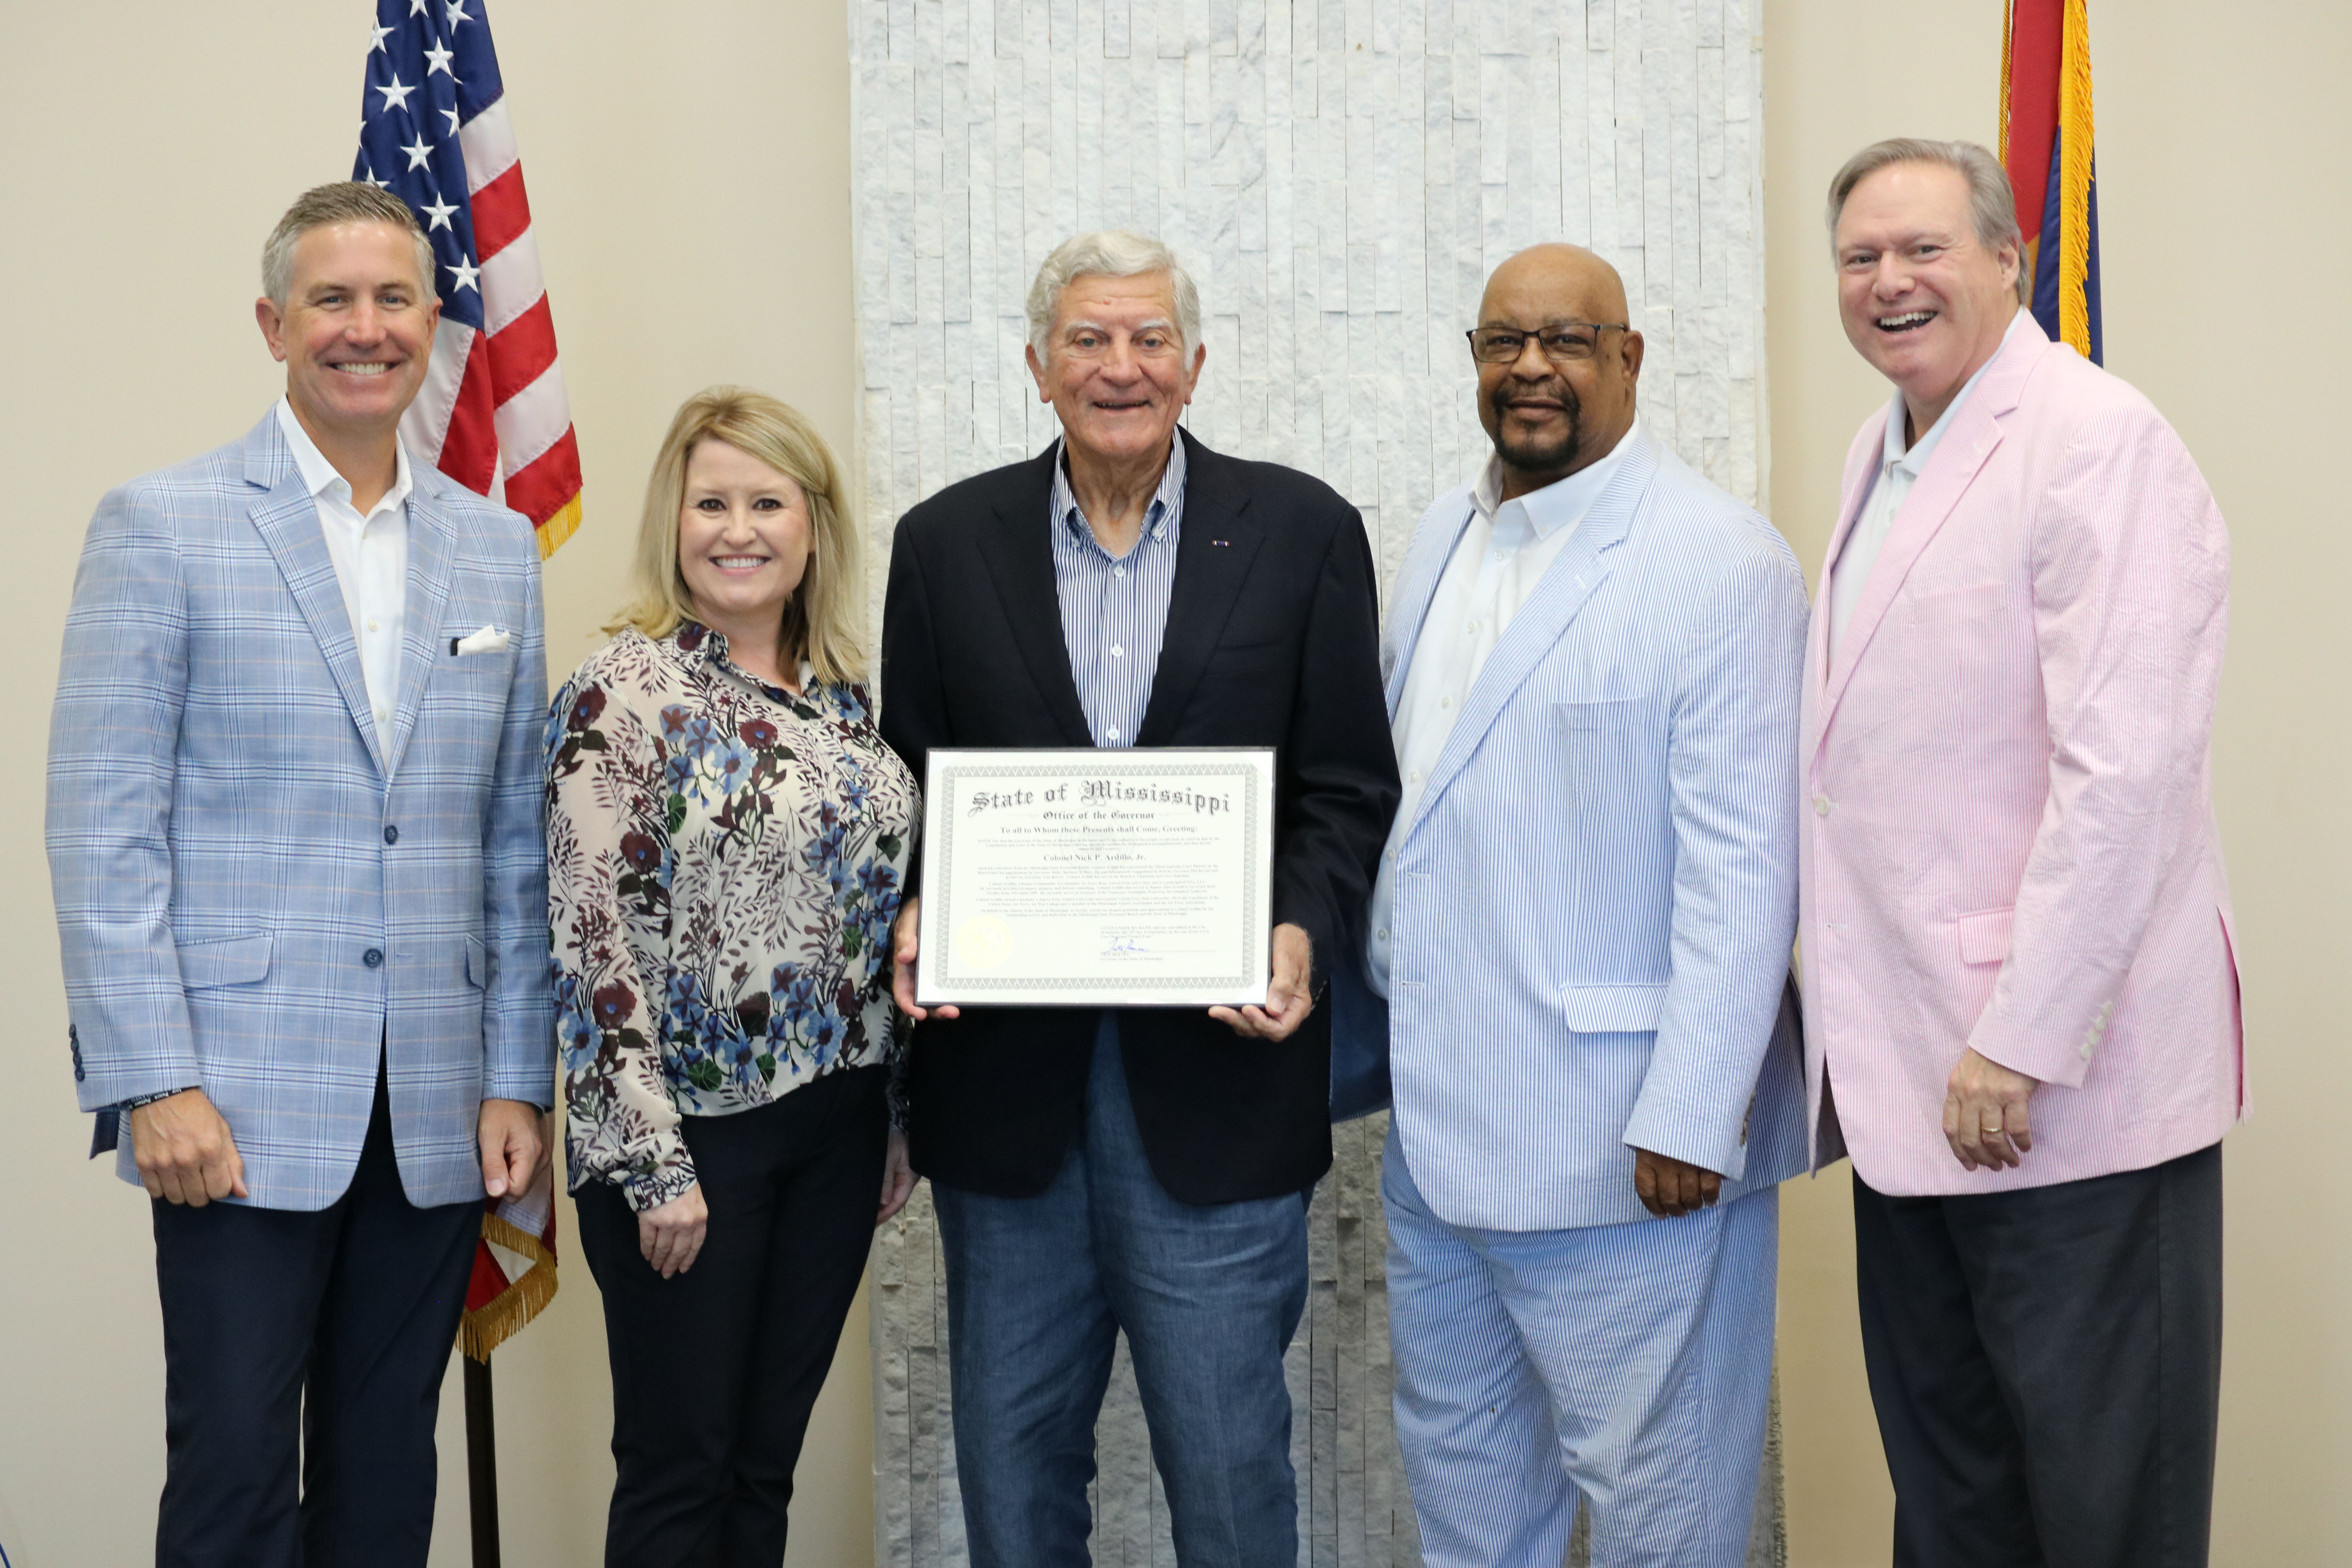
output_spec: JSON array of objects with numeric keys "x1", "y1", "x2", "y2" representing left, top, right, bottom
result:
[
  {"x1": 504, "y1": 425, "x2": 583, "y2": 524},
  {"x1": 437, "y1": 332, "x2": 503, "y2": 496},
  {"x1": 2005, "y1": 0, "x2": 2064, "y2": 236},
  {"x1": 486, "y1": 292, "x2": 559, "y2": 403},
  {"x1": 469, "y1": 161, "x2": 533, "y2": 265}
]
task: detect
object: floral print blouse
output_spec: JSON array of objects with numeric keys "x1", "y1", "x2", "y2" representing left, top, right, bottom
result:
[{"x1": 547, "y1": 623, "x2": 918, "y2": 1211}]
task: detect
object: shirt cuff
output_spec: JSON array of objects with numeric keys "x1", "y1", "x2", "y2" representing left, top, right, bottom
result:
[{"x1": 621, "y1": 1158, "x2": 701, "y2": 1214}]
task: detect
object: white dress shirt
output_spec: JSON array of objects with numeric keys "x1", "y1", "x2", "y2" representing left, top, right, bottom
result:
[
  {"x1": 1828, "y1": 309, "x2": 2033, "y2": 662},
  {"x1": 274, "y1": 398, "x2": 413, "y2": 747},
  {"x1": 1365, "y1": 418, "x2": 1641, "y2": 997}
]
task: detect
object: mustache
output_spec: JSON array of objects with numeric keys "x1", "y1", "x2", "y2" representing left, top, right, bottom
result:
[{"x1": 1487, "y1": 378, "x2": 1583, "y2": 422}]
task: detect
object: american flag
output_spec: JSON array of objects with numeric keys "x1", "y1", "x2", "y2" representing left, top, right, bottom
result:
[
  {"x1": 354, "y1": 0, "x2": 568, "y2": 1357},
  {"x1": 356, "y1": 0, "x2": 583, "y2": 558}
]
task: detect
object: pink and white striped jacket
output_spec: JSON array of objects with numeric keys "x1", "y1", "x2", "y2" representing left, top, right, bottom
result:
[{"x1": 1798, "y1": 315, "x2": 2243, "y2": 1196}]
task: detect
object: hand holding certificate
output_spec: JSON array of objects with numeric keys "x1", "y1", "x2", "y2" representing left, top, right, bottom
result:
[{"x1": 897, "y1": 748, "x2": 1286, "y2": 1013}]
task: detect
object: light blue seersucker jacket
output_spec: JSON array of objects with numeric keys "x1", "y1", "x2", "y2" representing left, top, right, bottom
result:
[
  {"x1": 47, "y1": 409, "x2": 555, "y2": 1211},
  {"x1": 1330, "y1": 427, "x2": 1809, "y2": 1232}
]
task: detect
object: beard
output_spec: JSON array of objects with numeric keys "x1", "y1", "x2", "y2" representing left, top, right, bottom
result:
[{"x1": 1486, "y1": 379, "x2": 1585, "y2": 474}]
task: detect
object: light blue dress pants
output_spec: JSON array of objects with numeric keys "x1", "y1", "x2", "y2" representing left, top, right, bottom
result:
[
  {"x1": 932, "y1": 1015, "x2": 1308, "y2": 1568},
  {"x1": 1383, "y1": 1120, "x2": 1777, "y2": 1568}
]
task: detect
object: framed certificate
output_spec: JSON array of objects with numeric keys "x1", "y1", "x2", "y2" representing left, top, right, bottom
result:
[{"x1": 915, "y1": 747, "x2": 1276, "y2": 1007}]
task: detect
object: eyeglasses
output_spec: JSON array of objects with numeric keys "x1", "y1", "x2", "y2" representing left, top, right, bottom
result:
[{"x1": 1465, "y1": 323, "x2": 1629, "y2": 365}]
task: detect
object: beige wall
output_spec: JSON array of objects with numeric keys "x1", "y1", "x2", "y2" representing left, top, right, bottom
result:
[{"x1": 3, "y1": 2, "x2": 2345, "y2": 1565}]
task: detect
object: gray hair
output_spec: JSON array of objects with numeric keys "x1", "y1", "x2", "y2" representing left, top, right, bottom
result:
[
  {"x1": 261, "y1": 181, "x2": 437, "y2": 307},
  {"x1": 1826, "y1": 139, "x2": 2028, "y2": 300},
  {"x1": 1025, "y1": 230, "x2": 1202, "y2": 361}
]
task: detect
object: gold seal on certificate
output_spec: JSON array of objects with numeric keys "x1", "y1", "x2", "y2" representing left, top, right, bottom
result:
[{"x1": 915, "y1": 748, "x2": 1276, "y2": 1007}]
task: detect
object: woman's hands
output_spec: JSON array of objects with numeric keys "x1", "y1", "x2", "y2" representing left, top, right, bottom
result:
[
  {"x1": 637, "y1": 1181, "x2": 709, "y2": 1278},
  {"x1": 878, "y1": 1128, "x2": 916, "y2": 1225}
]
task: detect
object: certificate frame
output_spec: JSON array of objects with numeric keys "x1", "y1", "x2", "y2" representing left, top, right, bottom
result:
[{"x1": 915, "y1": 746, "x2": 1276, "y2": 1007}]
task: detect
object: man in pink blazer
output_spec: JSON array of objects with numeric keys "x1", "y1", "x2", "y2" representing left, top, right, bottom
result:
[{"x1": 1803, "y1": 138, "x2": 2241, "y2": 1568}]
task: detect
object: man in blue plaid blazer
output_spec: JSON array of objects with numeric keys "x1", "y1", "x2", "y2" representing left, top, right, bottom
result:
[{"x1": 45, "y1": 183, "x2": 554, "y2": 1568}]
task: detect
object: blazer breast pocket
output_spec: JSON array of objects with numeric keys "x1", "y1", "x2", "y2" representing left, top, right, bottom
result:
[
  {"x1": 1554, "y1": 697, "x2": 1671, "y2": 897},
  {"x1": 1906, "y1": 582, "x2": 2005, "y2": 627}
]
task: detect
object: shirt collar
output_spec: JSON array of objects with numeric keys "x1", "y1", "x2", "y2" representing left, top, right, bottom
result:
[
  {"x1": 1882, "y1": 307, "x2": 2036, "y2": 477},
  {"x1": 274, "y1": 396, "x2": 414, "y2": 519},
  {"x1": 1472, "y1": 416, "x2": 1641, "y2": 540},
  {"x1": 1052, "y1": 433, "x2": 1188, "y2": 550},
  {"x1": 671, "y1": 620, "x2": 820, "y2": 708}
]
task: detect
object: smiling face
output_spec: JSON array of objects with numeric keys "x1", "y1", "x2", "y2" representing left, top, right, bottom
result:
[
  {"x1": 1474, "y1": 244, "x2": 1644, "y2": 497},
  {"x1": 1025, "y1": 270, "x2": 1203, "y2": 472},
  {"x1": 256, "y1": 220, "x2": 437, "y2": 445},
  {"x1": 1834, "y1": 161, "x2": 2020, "y2": 428},
  {"x1": 675, "y1": 437, "x2": 813, "y2": 666}
]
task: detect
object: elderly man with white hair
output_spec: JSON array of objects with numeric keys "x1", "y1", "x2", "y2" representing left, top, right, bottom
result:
[{"x1": 880, "y1": 231, "x2": 1397, "y2": 1565}]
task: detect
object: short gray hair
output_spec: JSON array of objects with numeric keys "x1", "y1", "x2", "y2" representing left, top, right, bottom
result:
[
  {"x1": 1826, "y1": 138, "x2": 2027, "y2": 299},
  {"x1": 1025, "y1": 230, "x2": 1202, "y2": 361},
  {"x1": 261, "y1": 182, "x2": 437, "y2": 307}
]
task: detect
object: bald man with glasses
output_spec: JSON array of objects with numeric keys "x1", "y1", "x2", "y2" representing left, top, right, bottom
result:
[{"x1": 1330, "y1": 243, "x2": 1808, "y2": 1566}]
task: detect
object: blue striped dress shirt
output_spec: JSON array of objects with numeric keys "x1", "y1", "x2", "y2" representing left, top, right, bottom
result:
[{"x1": 1048, "y1": 436, "x2": 1189, "y2": 748}]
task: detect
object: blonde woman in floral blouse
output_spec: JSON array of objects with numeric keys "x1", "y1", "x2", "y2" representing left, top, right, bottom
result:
[{"x1": 548, "y1": 387, "x2": 917, "y2": 1565}]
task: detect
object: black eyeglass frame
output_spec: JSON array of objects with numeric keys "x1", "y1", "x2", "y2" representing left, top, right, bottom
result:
[{"x1": 1464, "y1": 322, "x2": 1632, "y2": 365}]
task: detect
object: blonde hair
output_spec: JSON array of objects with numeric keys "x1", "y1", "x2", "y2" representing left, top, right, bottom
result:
[{"x1": 608, "y1": 387, "x2": 866, "y2": 686}]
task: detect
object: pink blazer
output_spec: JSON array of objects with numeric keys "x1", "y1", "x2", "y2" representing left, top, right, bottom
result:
[{"x1": 1799, "y1": 316, "x2": 2243, "y2": 1197}]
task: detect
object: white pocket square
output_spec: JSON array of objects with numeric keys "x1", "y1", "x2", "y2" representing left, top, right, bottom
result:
[{"x1": 450, "y1": 625, "x2": 511, "y2": 657}]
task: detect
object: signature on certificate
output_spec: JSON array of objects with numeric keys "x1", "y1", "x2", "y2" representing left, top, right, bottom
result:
[{"x1": 1103, "y1": 936, "x2": 1151, "y2": 958}]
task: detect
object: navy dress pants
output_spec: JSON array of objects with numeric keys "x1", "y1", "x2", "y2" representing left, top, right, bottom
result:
[{"x1": 150, "y1": 1062, "x2": 483, "y2": 1568}]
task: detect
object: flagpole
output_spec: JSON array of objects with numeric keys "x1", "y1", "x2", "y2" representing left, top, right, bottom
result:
[{"x1": 464, "y1": 1354, "x2": 502, "y2": 1568}]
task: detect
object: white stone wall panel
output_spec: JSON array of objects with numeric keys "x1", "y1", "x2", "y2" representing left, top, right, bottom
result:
[{"x1": 849, "y1": 1, "x2": 1779, "y2": 1560}]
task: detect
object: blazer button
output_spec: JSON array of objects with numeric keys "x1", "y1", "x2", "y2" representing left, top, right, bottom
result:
[
  {"x1": 1813, "y1": 795, "x2": 1832, "y2": 817},
  {"x1": 363, "y1": 947, "x2": 385, "y2": 968},
  {"x1": 383, "y1": 825, "x2": 400, "y2": 844}
]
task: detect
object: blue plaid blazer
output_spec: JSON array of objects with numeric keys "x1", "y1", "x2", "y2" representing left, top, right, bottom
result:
[
  {"x1": 1329, "y1": 430, "x2": 1810, "y2": 1231},
  {"x1": 48, "y1": 409, "x2": 555, "y2": 1211}
]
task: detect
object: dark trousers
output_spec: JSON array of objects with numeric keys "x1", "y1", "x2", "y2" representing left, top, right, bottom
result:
[
  {"x1": 575, "y1": 1063, "x2": 888, "y2": 1568},
  {"x1": 151, "y1": 1062, "x2": 483, "y2": 1568},
  {"x1": 1853, "y1": 1141, "x2": 2224, "y2": 1568}
]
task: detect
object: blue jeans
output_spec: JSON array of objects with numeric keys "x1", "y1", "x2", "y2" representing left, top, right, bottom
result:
[{"x1": 931, "y1": 1014, "x2": 1308, "y2": 1568}]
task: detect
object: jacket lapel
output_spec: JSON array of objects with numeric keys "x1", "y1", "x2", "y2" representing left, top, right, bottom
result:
[
  {"x1": 977, "y1": 445, "x2": 1094, "y2": 746},
  {"x1": 1815, "y1": 322, "x2": 2051, "y2": 742},
  {"x1": 384, "y1": 479, "x2": 457, "y2": 779},
  {"x1": 1137, "y1": 430, "x2": 1264, "y2": 746},
  {"x1": 242, "y1": 416, "x2": 387, "y2": 777},
  {"x1": 1410, "y1": 432, "x2": 1658, "y2": 833}
]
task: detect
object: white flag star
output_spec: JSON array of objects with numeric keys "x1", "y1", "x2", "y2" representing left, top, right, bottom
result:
[
  {"x1": 408, "y1": 0, "x2": 429, "y2": 13},
  {"x1": 448, "y1": 256, "x2": 481, "y2": 294},
  {"x1": 441, "y1": 106, "x2": 463, "y2": 135},
  {"x1": 402, "y1": 134, "x2": 434, "y2": 171},
  {"x1": 423, "y1": 39, "x2": 455, "y2": 76},
  {"x1": 361, "y1": 165, "x2": 391, "y2": 190},
  {"x1": 446, "y1": 0, "x2": 472, "y2": 26},
  {"x1": 421, "y1": 194, "x2": 459, "y2": 232},
  {"x1": 370, "y1": 21, "x2": 393, "y2": 53},
  {"x1": 374, "y1": 73, "x2": 416, "y2": 113}
]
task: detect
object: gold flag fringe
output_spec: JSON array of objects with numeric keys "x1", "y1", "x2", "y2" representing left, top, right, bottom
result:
[
  {"x1": 458, "y1": 1210, "x2": 562, "y2": 1363},
  {"x1": 534, "y1": 490, "x2": 584, "y2": 562},
  {"x1": 2055, "y1": 0, "x2": 2096, "y2": 358}
]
